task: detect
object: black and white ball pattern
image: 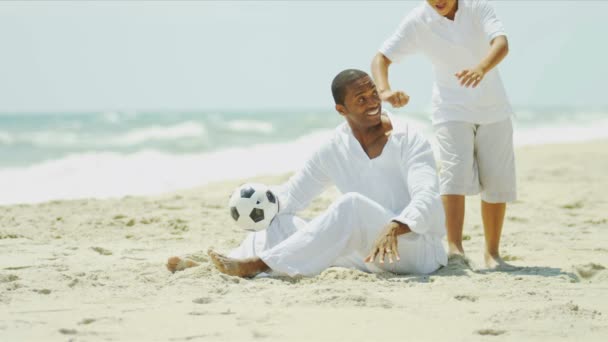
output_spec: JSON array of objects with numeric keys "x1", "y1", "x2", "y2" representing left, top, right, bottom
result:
[{"x1": 228, "y1": 183, "x2": 278, "y2": 231}]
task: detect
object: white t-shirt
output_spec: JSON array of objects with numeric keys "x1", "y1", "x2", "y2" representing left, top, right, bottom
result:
[
  {"x1": 380, "y1": 0, "x2": 513, "y2": 125},
  {"x1": 276, "y1": 111, "x2": 446, "y2": 239}
]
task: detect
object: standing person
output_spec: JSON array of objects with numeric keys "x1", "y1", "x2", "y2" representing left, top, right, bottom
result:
[{"x1": 371, "y1": 0, "x2": 516, "y2": 270}]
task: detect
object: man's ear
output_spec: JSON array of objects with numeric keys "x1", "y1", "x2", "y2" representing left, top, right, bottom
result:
[{"x1": 335, "y1": 104, "x2": 347, "y2": 117}]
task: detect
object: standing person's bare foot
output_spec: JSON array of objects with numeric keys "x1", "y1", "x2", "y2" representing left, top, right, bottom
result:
[
  {"x1": 484, "y1": 252, "x2": 519, "y2": 271},
  {"x1": 448, "y1": 253, "x2": 475, "y2": 270},
  {"x1": 166, "y1": 256, "x2": 199, "y2": 273},
  {"x1": 448, "y1": 241, "x2": 465, "y2": 257},
  {"x1": 207, "y1": 249, "x2": 269, "y2": 278}
]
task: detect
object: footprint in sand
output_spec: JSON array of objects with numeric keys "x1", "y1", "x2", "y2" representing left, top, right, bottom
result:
[
  {"x1": 91, "y1": 246, "x2": 113, "y2": 256},
  {"x1": 561, "y1": 201, "x2": 584, "y2": 209},
  {"x1": 59, "y1": 328, "x2": 77, "y2": 335},
  {"x1": 574, "y1": 263, "x2": 605, "y2": 279},
  {"x1": 193, "y1": 297, "x2": 213, "y2": 304},
  {"x1": 0, "y1": 274, "x2": 19, "y2": 283},
  {"x1": 33, "y1": 289, "x2": 51, "y2": 295},
  {"x1": 454, "y1": 295, "x2": 478, "y2": 302},
  {"x1": 476, "y1": 329, "x2": 506, "y2": 336}
]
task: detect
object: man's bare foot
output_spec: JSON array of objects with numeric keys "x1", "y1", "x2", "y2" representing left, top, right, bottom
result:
[
  {"x1": 484, "y1": 252, "x2": 519, "y2": 271},
  {"x1": 166, "y1": 256, "x2": 199, "y2": 273},
  {"x1": 207, "y1": 249, "x2": 269, "y2": 278}
]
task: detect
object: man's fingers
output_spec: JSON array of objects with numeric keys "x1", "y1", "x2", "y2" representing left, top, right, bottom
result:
[
  {"x1": 378, "y1": 248, "x2": 386, "y2": 264},
  {"x1": 472, "y1": 78, "x2": 482, "y2": 88},
  {"x1": 365, "y1": 248, "x2": 378, "y2": 263},
  {"x1": 391, "y1": 239, "x2": 400, "y2": 261}
]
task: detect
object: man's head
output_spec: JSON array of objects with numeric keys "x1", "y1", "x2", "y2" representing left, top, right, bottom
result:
[
  {"x1": 331, "y1": 69, "x2": 382, "y2": 131},
  {"x1": 426, "y1": 0, "x2": 458, "y2": 19}
]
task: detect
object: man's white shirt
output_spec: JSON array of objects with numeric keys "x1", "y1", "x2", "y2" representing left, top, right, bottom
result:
[{"x1": 276, "y1": 111, "x2": 446, "y2": 239}]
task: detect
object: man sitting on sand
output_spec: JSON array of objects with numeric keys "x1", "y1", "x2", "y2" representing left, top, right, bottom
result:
[{"x1": 167, "y1": 69, "x2": 447, "y2": 278}]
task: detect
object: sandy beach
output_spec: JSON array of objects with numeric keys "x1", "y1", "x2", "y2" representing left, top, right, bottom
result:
[{"x1": 1, "y1": 140, "x2": 607, "y2": 341}]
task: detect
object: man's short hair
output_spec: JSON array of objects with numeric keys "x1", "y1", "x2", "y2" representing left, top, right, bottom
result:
[{"x1": 331, "y1": 69, "x2": 369, "y2": 105}]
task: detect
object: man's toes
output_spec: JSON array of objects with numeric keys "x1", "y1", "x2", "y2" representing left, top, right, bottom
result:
[
  {"x1": 166, "y1": 256, "x2": 182, "y2": 273},
  {"x1": 181, "y1": 259, "x2": 199, "y2": 269}
]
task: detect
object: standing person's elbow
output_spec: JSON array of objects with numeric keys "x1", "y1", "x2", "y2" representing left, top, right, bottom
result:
[
  {"x1": 492, "y1": 36, "x2": 509, "y2": 56},
  {"x1": 373, "y1": 53, "x2": 392, "y2": 68}
]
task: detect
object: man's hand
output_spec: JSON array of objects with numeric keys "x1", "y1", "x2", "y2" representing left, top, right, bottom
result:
[
  {"x1": 365, "y1": 221, "x2": 411, "y2": 264},
  {"x1": 455, "y1": 65, "x2": 485, "y2": 88},
  {"x1": 379, "y1": 89, "x2": 410, "y2": 108}
]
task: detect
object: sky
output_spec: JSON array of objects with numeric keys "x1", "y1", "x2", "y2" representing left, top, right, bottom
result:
[{"x1": 0, "y1": 1, "x2": 607, "y2": 113}]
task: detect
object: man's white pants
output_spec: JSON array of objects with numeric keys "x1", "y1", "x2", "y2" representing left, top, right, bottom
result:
[{"x1": 229, "y1": 193, "x2": 445, "y2": 277}]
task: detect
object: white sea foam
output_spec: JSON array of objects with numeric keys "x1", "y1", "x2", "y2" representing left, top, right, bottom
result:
[
  {"x1": 225, "y1": 119, "x2": 275, "y2": 134},
  {"x1": 112, "y1": 121, "x2": 207, "y2": 146},
  {"x1": 0, "y1": 130, "x2": 80, "y2": 147},
  {"x1": 0, "y1": 121, "x2": 208, "y2": 148},
  {"x1": 514, "y1": 118, "x2": 608, "y2": 146},
  {"x1": 2, "y1": 115, "x2": 608, "y2": 205},
  {"x1": 0, "y1": 129, "x2": 333, "y2": 205},
  {"x1": 0, "y1": 131, "x2": 13, "y2": 144}
]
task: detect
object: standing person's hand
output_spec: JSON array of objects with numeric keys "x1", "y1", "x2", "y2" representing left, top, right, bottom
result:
[
  {"x1": 365, "y1": 221, "x2": 410, "y2": 264},
  {"x1": 379, "y1": 89, "x2": 410, "y2": 108},
  {"x1": 455, "y1": 66, "x2": 486, "y2": 88}
]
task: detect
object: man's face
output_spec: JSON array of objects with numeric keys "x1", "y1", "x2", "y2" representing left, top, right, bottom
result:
[
  {"x1": 426, "y1": 0, "x2": 457, "y2": 17},
  {"x1": 338, "y1": 76, "x2": 382, "y2": 130}
]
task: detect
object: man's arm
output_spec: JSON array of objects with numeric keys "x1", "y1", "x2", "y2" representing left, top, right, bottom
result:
[
  {"x1": 274, "y1": 147, "x2": 332, "y2": 215},
  {"x1": 392, "y1": 131, "x2": 445, "y2": 236},
  {"x1": 366, "y1": 130, "x2": 444, "y2": 265}
]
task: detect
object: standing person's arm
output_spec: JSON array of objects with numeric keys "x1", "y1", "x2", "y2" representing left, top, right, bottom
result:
[
  {"x1": 371, "y1": 53, "x2": 409, "y2": 108},
  {"x1": 372, "y1": 10, "x2": 421, "y2": 108},
  {"x1": 455, "y1": 0, "x2": 509, "y2": 88},
  {"x1": 455, "y1": 36, "x2": 508, "y2": 88}
]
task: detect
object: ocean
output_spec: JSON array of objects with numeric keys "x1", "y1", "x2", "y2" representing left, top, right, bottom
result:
[{"x1": 1, "y1": 108, "x2": 607, "y2": 205}]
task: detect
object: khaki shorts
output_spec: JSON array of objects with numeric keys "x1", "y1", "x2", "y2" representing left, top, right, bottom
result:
[{"x1": 434, "y1": 118, "x2": 517, "y2": 203}]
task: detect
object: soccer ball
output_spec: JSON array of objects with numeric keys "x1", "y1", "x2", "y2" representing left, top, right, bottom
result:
[{"x1": 228, "y1": 183, "x2": 278, "y2": 231}]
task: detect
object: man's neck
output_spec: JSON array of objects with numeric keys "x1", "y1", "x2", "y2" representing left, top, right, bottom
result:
[
  {"x1": 351, "y1": 122, "x2": 386, "y2": 146},
  {"x1": 348, "y1": 114, "x2": 393, "y2": 158}
]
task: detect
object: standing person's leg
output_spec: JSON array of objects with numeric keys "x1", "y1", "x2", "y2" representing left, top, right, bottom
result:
[
  {"x1": 442, "y1": 195, "x2": 465, "y2": 255},
  {"x1": 434, "y1": 122, "x2": 478, "y2": 257},
  {"x1": 481, "y1": 201, "x2": 506, "y2": 265},
  {"x1": 475, "y1": 118, "x2": 517, "y2": 269}
]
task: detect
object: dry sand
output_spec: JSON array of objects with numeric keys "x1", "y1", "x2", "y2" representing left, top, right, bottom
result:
[{"x1": 1, "y1": 140, "x2": 607, "y2": 341}]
